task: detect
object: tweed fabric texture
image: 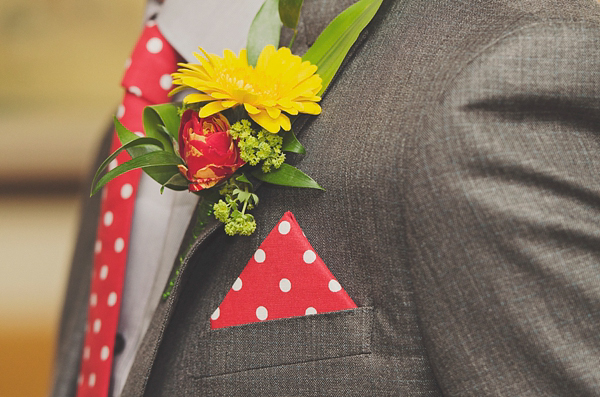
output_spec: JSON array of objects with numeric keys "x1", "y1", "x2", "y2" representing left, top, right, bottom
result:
[{"x1": 53, "y1": 0, "x2": 600, "y2": 396}]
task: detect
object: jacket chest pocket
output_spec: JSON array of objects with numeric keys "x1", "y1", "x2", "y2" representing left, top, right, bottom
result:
[{"x1": 188, "y1": 307, "x2": 373, "y2": 378}]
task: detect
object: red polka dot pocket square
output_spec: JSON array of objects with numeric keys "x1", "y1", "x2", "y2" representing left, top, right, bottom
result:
[{"x1": 210, "y1": 211, "x2": 357, "y2": 329}]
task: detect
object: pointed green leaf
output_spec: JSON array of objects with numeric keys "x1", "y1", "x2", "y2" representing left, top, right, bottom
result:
[
  {"x1": 114, "y1": 118, "x2": 161, "y2": 158},
  {"x1": 143, "y1": 104, "x2": 181, "y2": 153},
  {"x1": 114, "y1": 117, "x2": 138, "y2": 146},
  {"x1": 252, "y1": 163, "x2": 324, "y2": 190},
  {"x1": 279, "y1": 0, "x2": 303, "y2": 29},
  {"x1": 235, "y1": 173, "x2": 254, "y2": 189},
  {"x1": 281, "y1": 129, "x2": 306, "y2": 154},
  {"x1": 161, "y1": 172, "x2": 189, "y2": 190},
  {"x1": 114, "y1": 117, "x2": 185, "y2": 188},
  {"x1": 149, "y1": 103, "x2": 181, "y2": 139},
  {"x1": 91, "y1": 136, "x2": 165, "y2": 196},
  {"x1": 235, "y1": 190, "x2": 252, "y2": 202},
  {"x1": 302, "y1": 0, "x2": 383, "y2": 95},
  {"x1": 247, "y1": 0, "x2": 281, "y2": 66},
  {"x1": 91, "y1": 151, "x2": 184, "y2": 196}
]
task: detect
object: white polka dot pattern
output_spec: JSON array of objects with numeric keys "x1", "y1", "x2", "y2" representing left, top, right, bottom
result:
[
  {"x1": 254, "y1": 249, "x2": 266, "y2": 263},
  {"x1": 303, "y1": 250, "x2": 316, "y2": 264},
  {"x1": 114, "y1": 238, "x2": 125, "y2": 253},
  {"x1": 92, "y1": 319, "x2": 101, "y2": 334},
  {"x1": 99, "y1": 265, "x2": 108, "y2": 280},
  {"x1": 159, "y1": 74, "x2": 173, "y2": 90},
  {"x1": 256, "y1": 306, "x2": 268, "y2": 321},
  {"x1": 146, "y1": 37, "x2": 163, "y2": 54},
  {"x1": 210, "y1": 212, "x2": 357, "y2": 329},
  {"x1": 89, "y1": 293, "x2": 97, "y2": 307},
  {"x1": 278, "y1": 220, "x2": 291, "y2": 235},
  {"x1": 232, "y1": 277, "x2": 243, "y2": 291},
  {"x1": 305, "y1": 307, "x2": 317, "y2": 315},
  {"x1": 279, "y1": 278, "x2": 291, "y2": 292},
  {"x1": 100, "y1": 346, "x2": 110, "y2": 361},
  {"x1": 120, "y1": 183, "x2": 133, "y2": 199},
  {"x1": 328, "y1": 280, "x2": 342, "y2": 292},
  {"x1": 103, "y1": 212, "x2": 113, "y2": 227},
  {"x1": 77, "y1": 24, "x2": 184, "y2": 397},
  {"x1": 116, "y1": 105, "x2": 125, "y2": 119},
  {"x1": 107, "y1": 292, "x2": 118, "y2": 307},
  {"x1": 128, "y1": 86, "x2": 142, "y2": 97}
]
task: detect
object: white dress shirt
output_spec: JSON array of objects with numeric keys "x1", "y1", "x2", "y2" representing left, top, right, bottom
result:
[{"x1": 111, "y1": 1, "x2": 264, "y2": 395}]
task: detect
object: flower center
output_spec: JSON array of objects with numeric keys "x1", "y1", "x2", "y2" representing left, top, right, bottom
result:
[{"x1": 217, "y1": 66, "x2": 281, "y2": 100}]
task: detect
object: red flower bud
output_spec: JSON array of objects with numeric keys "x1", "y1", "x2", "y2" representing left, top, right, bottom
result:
[{"x1": 177, "y1": 109, "x2": 245, "y2": 191}]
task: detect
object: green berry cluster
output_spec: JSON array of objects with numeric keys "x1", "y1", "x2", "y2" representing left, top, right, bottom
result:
[
  {"x1": 230, "y1": 120, "x2": 286, "y2": 173},
  {"x1": 213, "y1": 179, "x2": 258, "y2": 236}
]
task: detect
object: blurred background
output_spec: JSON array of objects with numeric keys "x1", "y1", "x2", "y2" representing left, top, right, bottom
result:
[{"x1": 0, "y1": 0, "x2": 144, "y2": 395}]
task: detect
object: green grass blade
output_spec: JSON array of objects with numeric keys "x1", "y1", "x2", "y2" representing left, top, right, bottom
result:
[{"x1": 302, "y1": 0, "x2": 383, "y2": 95}]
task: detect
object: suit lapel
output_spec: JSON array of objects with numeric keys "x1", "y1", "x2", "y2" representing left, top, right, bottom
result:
[{"x1": 122, "y1": 1, "x2": 383, "y2": 394}]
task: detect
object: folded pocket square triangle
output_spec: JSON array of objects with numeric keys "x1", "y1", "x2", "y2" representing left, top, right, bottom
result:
[{"x1": 211, "y1": 211, "x2": 357, "y2": 329}]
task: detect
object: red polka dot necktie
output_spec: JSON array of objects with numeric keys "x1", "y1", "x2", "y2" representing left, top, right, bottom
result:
[{"x1": 76, "y1": 21, "x2": 181, "y2": 397}]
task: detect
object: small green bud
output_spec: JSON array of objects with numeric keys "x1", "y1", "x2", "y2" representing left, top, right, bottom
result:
[
  {"x1": 213, "y1": 200, "x2": 230, "y2": 223},
  {"x1": 224, "y1": 221, "x2": 236, "y2": 236},
  {"x1": 257, "y1": 142, "x2": 272, "y2": 159}
]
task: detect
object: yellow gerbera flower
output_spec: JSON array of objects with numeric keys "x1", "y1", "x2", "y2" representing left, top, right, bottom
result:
[{"x1": 171, "y1": 45, "x2": 322, "y2": 133}]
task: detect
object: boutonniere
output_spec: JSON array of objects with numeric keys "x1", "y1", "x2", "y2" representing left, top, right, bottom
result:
[{"x1": 91, "y1": 0, "x2": 382, "y2": 296}]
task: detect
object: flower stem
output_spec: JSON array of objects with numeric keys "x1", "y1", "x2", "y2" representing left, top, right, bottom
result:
[
  {"x1": 288, "y1": 29, "x2": 298, "y2": 49},
  {"x1": 241, "y1": 187, "x2": 249, "y2": 215}
]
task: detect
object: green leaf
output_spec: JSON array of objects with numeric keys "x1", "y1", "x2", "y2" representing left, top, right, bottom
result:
[
  {"x1": 302, "y1": 0, "x2": 383, "y2": 95},
  {"x1": 235, "y1": 173, "x2": 253, "y2": 188},
  {"x1": 247, "y1": 0, "x2": 281, "y2": 66},
  {"x1": 114, "y1": 117, "x2": 138, "y2": 146},
  {"x1": 114, "y1": 117, "x2": 184, "y2": 189},
  {"x1": 143, "y1": 104, "x2": 181, "y2": 153},
  {"x1": 160, "y1": 172, "x2": 189, "y2": 194},
  {"x1": 91, "y1": 136, "x2": 165, "y2": 196},
  {"x1": 252, "y1": 163, "x2": 324, "y2": 190},
  {"x1": 281, "y1": 129, "x2": 306, "y2": 154},
  {"x1": 236, "y1": 190, "x2": 252, "y2": 202},
  {"x1": 150, "y1": 104, "x2": 181, "y2": 139},
  {"x1": 114, "y1": 118, "x2": 160, "y2": 157},
  {"x1": 279, "y1": 0, "x2": 303, "y2": 29},
  {"x1": 91, "y1": 151, "x2": 184, "y2": 196},
  {"x1": 161, "y1": 172, "x2": 189, "y2": 190}
]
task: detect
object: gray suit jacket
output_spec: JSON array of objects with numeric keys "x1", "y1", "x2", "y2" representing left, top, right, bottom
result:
[{"x1": 52, "y1": 0, "x2": 600, "y2": 395}]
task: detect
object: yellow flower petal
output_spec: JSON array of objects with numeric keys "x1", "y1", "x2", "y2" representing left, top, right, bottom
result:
[
  {"x1": 298, "y1": 101, "x2": 321, "y2": 115},
  {"x1": 199, "y1": 101, "x2": 228, "y2": 118},
  {"x1": 168, "y1": 85, "x2": 187, "y2": 97},
  {"x1": 266, "y1": 106, "x2": 281, "y2": 119},
  {"x1": 211, "y1": 91, "x2": 231, "y2": 100},
  {"x1": 221, "y1": 100, "x2": 237, "y2": 108},
  {"x1": 250, "y1": 110, "x2": 281, "y2": 133},
  {"x1": 183, "y1": 93, "x2": 214, "y2": 104},
  {"x1": 278, "y1": 113, "x2": 291, "y2": 131},
  {"x1": 244, "y1": 103, "x2": 260, "y2": 115},
  {"x1": 172, "y1": 46, "x2": 322, "y2": 124},
  {"x1": 255, "y1": 45, "x2": 277, "y2": 72}
]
